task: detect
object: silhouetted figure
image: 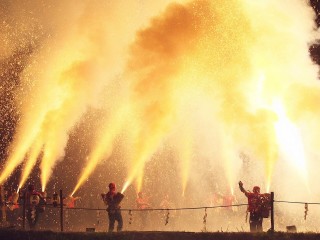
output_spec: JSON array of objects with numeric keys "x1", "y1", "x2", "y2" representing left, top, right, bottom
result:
[
  {"x1": 222, "y1": 190, "x2": 236, "y2": 222},
  {"x1": 239, "y1": 181, "x2": 263, "y2": 232},
  {"x1": 6, "y1": 187, "x2": 20, "y2": 227},
  {"x1": 136, "y1": 191, "x2": 151, "y2": 230},
  {"x1": 101, "y1": 183, "x2": 124, "y2": 232},
  {"x1": 24, "y1": 184, "x2": 46, "y2": 230}
]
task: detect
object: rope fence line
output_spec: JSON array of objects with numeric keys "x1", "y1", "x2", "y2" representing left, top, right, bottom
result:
[
  {"x1": 9, "y1": 201, "x2": 320, "y2": 209},
  {"x1": 5, "y1": 200, "x2": 320, "y2": 211},
  {"x1": 63, "y1": 203, "x2": 250, "y2": 212},
  {"x1": 4, "y1": 191, "x2": 320, "y2": 232},
  {"x1": 274, "y1": 200, "x2": 320, "y2": 205}
]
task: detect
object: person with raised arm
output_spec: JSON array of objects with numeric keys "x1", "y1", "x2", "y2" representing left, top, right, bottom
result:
[{"x1": 239, "y1": 181, "x2": 263, "y2": 232}]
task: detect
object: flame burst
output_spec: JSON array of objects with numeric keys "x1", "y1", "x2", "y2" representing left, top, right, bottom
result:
[
  {"x1": 71, "y1": 105, "x2": 129, "y2": 196},
  {"x1": 272, "y1": 100, "x2": 309, "y2": 186},
  {"x1": 0, "y1": 0, "x2": 319, "y2": 202},
  {"x1": 18, "y1": 138, "x2": 43, "y2": 190}
]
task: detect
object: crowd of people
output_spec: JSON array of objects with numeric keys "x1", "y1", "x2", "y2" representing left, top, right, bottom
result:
[
  {"x1": 0, "y1": 181, "x2": 271, "y2": 233},
  {"x1": 0, "y1": 184, "x2": 82, "y2": 231},
  {"x1": 100, "y1": 181, "x2": 270, "y2": 233}
]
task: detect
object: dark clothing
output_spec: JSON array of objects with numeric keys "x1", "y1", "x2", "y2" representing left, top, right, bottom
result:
[
  {"x1": 249, "y1": 212, "x2": 263, "y2": 232},
  {"x1": 26, "y1": 207, "x2": 40, "y2": 230},
  {"x1": 105, "y1": 192, "x2": 124, "y2": 211},
  {"x1": 108, "y1": 210, "x2": 123, "y2": 232},
  {"x1": 25, "y1": 190, "x2": 45, "y2": 230},
  {"x1": 246, "y1": 192, "x2": 261, "y2": 213},
  {"x1": 245, "y1": 192, "x2": 263, "y2": 232},
  {"x1": 239, "y1": 183, "x2": 264, "y2": 233},
  {"x1": 103, "y1": 192, "x2": 124, "y2": 232}
]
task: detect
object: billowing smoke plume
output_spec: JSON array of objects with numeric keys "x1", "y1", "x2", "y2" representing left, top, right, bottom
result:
[
  {"x1": 0, "y1": 0, "x2": 320, "y2": 231},
  {"x1": 0, "y1": 0, "x2": 191, "y2": 189}
]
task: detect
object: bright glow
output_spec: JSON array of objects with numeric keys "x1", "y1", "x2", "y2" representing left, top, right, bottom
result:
[
  {"x1": 71, "y1": 105, "x2": 128, "y2": 196},
  {"x1": 230, "y1": 187, "x2": 234, "y2": 196},
  {"x1": 0, "y1": 117, "x2": 43, "y2": 184},
  {"x1": 222, "y1": 136, "x2": 238, "y2": 195},
  {"x1": 0, "y1": 1, "x2": 319, "y2": 223},
  {"x1": 272, "y1": 100, "x2": 309, "y2": 186},
  {"x1": 121, "y1": 181, "x2": 130, "y2": 194},
  {"x1": 18, "y1": 139, "x2": 43, "y2": 190},
  {"x1": 136, "y1": 168, "x2": 145, "y2": 193},
  {"x1": 178, "y1": 127, "x2": 193, "y2": 196}
]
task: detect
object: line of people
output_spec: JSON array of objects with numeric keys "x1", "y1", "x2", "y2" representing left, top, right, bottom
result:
[
  {"x1": 0, "y1": 184, "x2": 46, "y2": 230},
  {"x1": 100, "y1": 183, "x2": 178, "y2": 232},
  {"x1": 0, "y1": 184, "x2": 83, "y2": 230},
  {"x1": 100, "y1": 181, "x2": 271, "y2": 233},
  {"x1": 1, "y1": 181, "x2": 270, "y2": 232}
]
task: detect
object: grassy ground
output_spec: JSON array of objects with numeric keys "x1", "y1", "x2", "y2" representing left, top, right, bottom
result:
[{"x1": 1, "y1": 230, "x2": 320, "y2": 240}]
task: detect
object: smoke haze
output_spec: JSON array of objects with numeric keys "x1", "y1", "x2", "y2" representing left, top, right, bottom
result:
[{"x1": 1, "y1": 0, "x2": 320, "y2": 232}]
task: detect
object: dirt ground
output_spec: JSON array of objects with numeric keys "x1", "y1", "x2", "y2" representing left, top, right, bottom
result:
[{"x1": 1, "y1": 230, "x2": 320, "y2": 240}]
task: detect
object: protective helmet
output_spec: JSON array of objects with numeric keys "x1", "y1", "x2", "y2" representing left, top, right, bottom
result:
[
  {"x1": 253, "y1": 186, "x2": 260, "y2": 193},
  {"x1": 108, "y1": 182, "x2": 116, "y2": 189}
]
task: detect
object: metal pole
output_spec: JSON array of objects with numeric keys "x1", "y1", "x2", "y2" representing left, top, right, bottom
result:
[
  {"x1": 60, "y1": 189, "x2": 63, "y2": 232},
  {"x1": 270, "y1": 192, "x2": 274, "y2": 232},
  {"x1": 22, "y1": 192, "x2": 26, "y2": 230}
]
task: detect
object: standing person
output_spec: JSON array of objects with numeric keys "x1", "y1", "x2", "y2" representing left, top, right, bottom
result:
[
  {"x1": 222, "y1": 190, "x2": 236, "y2": 224},
  {"x1": 6, "y1": 187, "x2": 20, "y2": 227},
  {"x1": 25, "y1": 184, "x2": 46, "y2": 230},
  {"x1": 64, "y1": 195, "x2": 81, "y2": 231},
  {"x1": 222, "y1": 190, "x2": 237, "y2": 213},
  {"x1": 64, "y1": 196, "x2": 81, "y2": 209},
  {"x1": 238, "y1": 181, "x2": 263, "y2": 232},
  {"x1": 0, "y1": 185, "x2": 8, "y2": 226},
  {"x1": 136, "y1": 192, "x2": 151, "y2": 230},
  {"x1": 101, "y1": 183, "x2": 124, "y2": 232}
]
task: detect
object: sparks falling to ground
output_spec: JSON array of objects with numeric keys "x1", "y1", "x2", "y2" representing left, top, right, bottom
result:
[{"x1": 0, "y1": 0, "x2": 320, "y2": 207}]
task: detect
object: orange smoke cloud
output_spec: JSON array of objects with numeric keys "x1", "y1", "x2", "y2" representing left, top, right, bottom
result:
[
  {"x1": 0, "y1": 0, "x2": 319, "y2": 207},
  {"x1": 122, "y1": 1, "x2": 211, "y2": 192},
  {"x1": 121, "y1": 0, "x2": 320, "y2": 194}
]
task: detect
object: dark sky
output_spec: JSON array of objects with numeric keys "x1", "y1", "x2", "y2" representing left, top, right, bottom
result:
[
  {"x1": 310, "y1": 0, "x2": 320, "y2": 64},
  {"x1": 311, "y1": 0, "x2": 320, "y2": 23}
]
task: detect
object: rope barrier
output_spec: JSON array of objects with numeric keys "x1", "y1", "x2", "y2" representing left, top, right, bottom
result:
[
  {"x1": 274, "y1": 200, "x2": 320, "y2": 205},
  {"x1": 202, "y1": 208, "x2": 207, "y2": 232},
  {"x1": 4, "y1": 199, "x2": 320, "y2": 211},
  {"x1": 4, "y1": 194, "x2": 320, "y2": 232},
  {"x1": 58, "y1": 203, "x2": 249, "y2": 211},
  {"x1": 128, "y1": 210, "x2": 132, "y2": 224},
  {"x1": 165, "y1": 209, "x2": 170, "y2": 225}
]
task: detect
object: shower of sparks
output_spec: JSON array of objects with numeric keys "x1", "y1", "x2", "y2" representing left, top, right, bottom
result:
[
  {"x1": 71, "y1": 105, "x2": 129, "y2": 196},
  {"x1": 178, "y1": 126, "x2": 193, "y2": 196},
  {"x1": 18, "y1": 138, "x2": 43, "y2": 190},
  {"x1": 272, "y1": 100, "x2": 309, "y2": 187},
  {"x1": 0, "y1": 0, "x2": 319, "y2": 206}
]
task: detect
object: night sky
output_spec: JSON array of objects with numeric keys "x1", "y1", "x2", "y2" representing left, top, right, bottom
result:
[{"x1": 309, "y1": 0, "x2": 320, "y2": 64}]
